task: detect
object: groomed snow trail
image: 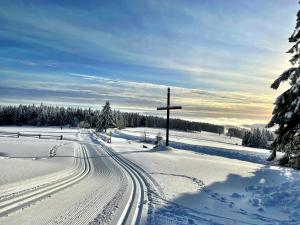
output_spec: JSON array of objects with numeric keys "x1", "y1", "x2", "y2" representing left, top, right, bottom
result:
[
  {"x1": 90, "y1": 131, "x2": 154, "y2": 225},
  {"x1": 0, "y1": 130, "x2": 153, "y2": 225},
  {"x1": 0, "y1": 145, "x2": 90, "y2": 217},
  {"x1": 97, "y1": 140, "x2": 149, "y2": 225}
]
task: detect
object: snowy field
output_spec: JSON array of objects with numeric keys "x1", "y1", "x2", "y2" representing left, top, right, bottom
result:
[
  {"x1": 105, "y1": 127, "x2": 300, "y2": 224},
  {"x1": 0, "y1": 126, "x2": 299, "y2": 225},
  {"x1": 0, "y1": 126, "x2": 80, "y2": 141},
  {"x1": 0, "y1": 126, "x2": 136, "y2": 225},
  {"x1": 115, "y1": 127, "x2": 283, "y2": 164},
  {"x1": 0, "y1": 127, "x2": 80, "y2": 186}
]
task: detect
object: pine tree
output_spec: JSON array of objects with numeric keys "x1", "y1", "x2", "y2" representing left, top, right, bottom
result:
[
  {"x1": 250, "y1": 129, "x2": 260, "y2": 147},
  {"x1": 267, "y1": 3, "x2": 300, "y2": 161},
  {"x1": 242, "y1": 131, "x2": 251, "y2": 146},
  {"x1": 115, "y1": 111, "x2": 125, "y2": 129},
  {"x1": 96, "y1": 101, "x2": 115, "y2": 132},
  {"x1": 259, "y1": 129, "x2": 268, "y2": 149},
  {"x1": 242, "y1": 129, "x2": 268, "y2": 149}
]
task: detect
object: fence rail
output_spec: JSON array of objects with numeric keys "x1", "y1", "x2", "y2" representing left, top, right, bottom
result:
[{"x1": 0, "y1": 131, "x2": 63, "y2": 140}]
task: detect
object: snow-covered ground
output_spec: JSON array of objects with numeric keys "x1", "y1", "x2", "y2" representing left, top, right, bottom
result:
[
  {"x1": 1, "y1": 126, "x2": 299, "y2": 225},
  {"x1": 0, "y1": 126, "x2": 80, "y2": 141},
  {"x1": 0, "y1": 126, "x2": 142, "y2": 225},
  {"x1": 122, "y1": 127, "x2": 243, "y2": 146},
  {"x1": 114, "y1": 127, "x2": 283, "y2": 164},
  {"x1": 0, "y1": 127, "x2": 80, "y2": 185},
  {"x1": 104, "y1": 127, "x2": 300, "y2": 225}
]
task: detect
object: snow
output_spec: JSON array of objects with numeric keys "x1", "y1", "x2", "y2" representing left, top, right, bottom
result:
[
  {"x1": 0, "y1": 136, "x2": 76, "y2": 185},
  {"x1": 291, "y1": 27, "x2": 300, "y2": 40},
  {"x1": 103, "y1": 127, "x2": 300, "y2": 224},
  {"x1": 285, "y1": 111, "x2": 293, "y2": 119},
  {"x1": 1, "y1": 126, "x2": 300, "y2": 225},
  {"x1": 0, "y1": 126, "x2": 132, "y2": 225},
  {"x1": 0, "y1": 126, "x2": 80, "y2": 141},
  {"x1": 0, "y1": 126, "x2": 82, "y2": 185},
  {"x1": 113, "y1": 127, "x2": 282, "y2": 165},
  {"x1": 122, "y1": 127, "x2": 242, "y2": 145}
]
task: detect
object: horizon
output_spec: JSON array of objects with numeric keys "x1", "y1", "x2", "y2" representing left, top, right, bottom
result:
[
  {"x1": 0, "y1": 0, "x2": 298, "y2": 126},
  {"x1": 0, "y1": 102, "x2": 270, "y2": 128}
]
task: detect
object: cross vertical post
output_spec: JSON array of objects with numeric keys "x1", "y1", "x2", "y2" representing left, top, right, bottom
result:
[
  {"x1": 166, "y1": 88, "x2": 170, "y2": 146},
  {"x1": 157, "y1": 88, "x2": 182, "y2": 146}
]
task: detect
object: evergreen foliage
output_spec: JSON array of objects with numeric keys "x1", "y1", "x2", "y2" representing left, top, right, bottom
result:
[
  {"x1": 242, "y1": 129, "x2": 274, "y2": 149},
  {"x1": 267, "y1": 2, "x2": 300, "y2": 161},
  {"x1": 0, "y1": 104, "x2": 224, "y2": 134},
  {"x1": 227, "y1": 127, "x2": 245, "y2": 139},
  {"x1": 96, "y1": 101, "x2": 115, "y2": 132}
]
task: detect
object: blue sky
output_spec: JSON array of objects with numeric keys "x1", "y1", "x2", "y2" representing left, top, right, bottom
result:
[{"x1": 0, "y1": 0, "x2": 298, "y2": 125}]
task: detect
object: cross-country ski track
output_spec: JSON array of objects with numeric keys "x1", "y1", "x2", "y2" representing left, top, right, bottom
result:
[{"x1": 0, "y1": 131, "x2": 152, "y2": 225}]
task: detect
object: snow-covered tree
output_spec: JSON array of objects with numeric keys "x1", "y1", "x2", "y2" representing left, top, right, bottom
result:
[
  {"x1": 267, "y1": 4, "x2": 300, "y2": 161},
  {"x1": 242, "y1": 131, "x2": 251, "y2": 146},
  {"x1": 227, "y1": 127, "x2": 245, "y2": 139},
  {"x1": 249, "y1": 129, "x2": 262, "y2": 148},
  {"x1": 242, "y1": 129, "x2": 269, "y2": 149},
  {"x1": 0, "y1": 103, "x2": 224, "y2": 134},
  {"x1": 114, "y1": 110, "x2": 125, "y2": 129},
  {"x1": 96, "y1": 101, "x2": 115, "y2": 132}
]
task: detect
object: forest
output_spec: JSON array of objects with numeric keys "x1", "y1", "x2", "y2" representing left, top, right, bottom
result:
[{"x1": 0, "y1": 104, "x2": 224, "y2": 134}]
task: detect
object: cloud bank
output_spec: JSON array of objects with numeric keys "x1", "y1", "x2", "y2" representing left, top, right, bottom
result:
[{"x1": 0, "y1": 0, "x2": 298, "y2": 125}]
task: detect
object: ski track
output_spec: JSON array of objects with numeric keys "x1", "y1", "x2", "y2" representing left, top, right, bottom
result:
[
  {"x1": 0, "y1": 144, "x2": 90, "y2": 218},
  {"x1": 0, "y1": 130, "x2": 158, "y2": 225},
  {"x1": 92, "y1": 132, "x2": 151, "y2": 225}
]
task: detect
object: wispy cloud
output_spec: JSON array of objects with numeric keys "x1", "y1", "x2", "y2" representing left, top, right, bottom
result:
[
  {"x1": 0, "y1": 71, "x2": 275, "y2": 125},
  {"x1": 0, "y1": 0, "x2": 298, "y2": 125}
]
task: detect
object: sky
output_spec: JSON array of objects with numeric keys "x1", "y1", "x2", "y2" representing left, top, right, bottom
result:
[{"x1": 0, "y1": 0, "x2": 298, "y2": 126}]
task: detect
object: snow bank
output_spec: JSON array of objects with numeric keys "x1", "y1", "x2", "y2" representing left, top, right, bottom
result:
[{"x1": 112, "y1": 128, "x2": 278, "y2": 165}]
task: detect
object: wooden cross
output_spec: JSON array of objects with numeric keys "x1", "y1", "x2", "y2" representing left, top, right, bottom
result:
[{"x1": 157, "y1": 88, "x2": 182, "y2": 146}]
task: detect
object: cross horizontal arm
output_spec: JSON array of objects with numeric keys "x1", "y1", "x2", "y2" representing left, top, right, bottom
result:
[
  {"x1": 157, "y1": 106, "x2": 182, "y2": 110},
  {"x1": 169, "y1": 106, "x2": 182, "y2": 110},
  {"x1": 157, "y1": 107, "x2": 168, "y2": 110}
]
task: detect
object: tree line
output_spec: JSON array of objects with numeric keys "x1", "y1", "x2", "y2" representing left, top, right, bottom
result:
[
  {"x1": 0, "y1": 103, "x2": 224, "y2": 134},
  {"x1": 226, "y1": 127, "x2": 274, "y2": 149},
  {"x1": 242, "y1": 128, "x2": 274, "y2": 149}
]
